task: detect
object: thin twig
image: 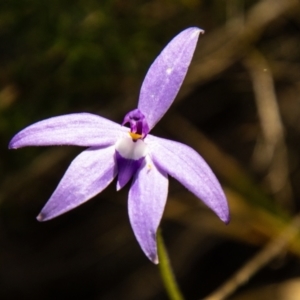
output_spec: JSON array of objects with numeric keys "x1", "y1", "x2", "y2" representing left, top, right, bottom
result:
[
  {"x1": 203, "y1": 214, "x2": 300, "y2": 300},
  {"x1": 177, "y1": 0, "x2": 299, "y2": 101},
  {"x1": 226, "y1": 0, "x2": 245, "y2": 32},
  {"x1": 244, "y1": 50, "x2": 294, "y2": 210}
]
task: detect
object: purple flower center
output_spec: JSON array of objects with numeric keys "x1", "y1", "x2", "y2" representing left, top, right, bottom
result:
[
  {"x1": 116, "y1": 109, "x2": 149, "y2": 189},
  {"x1": 122, "y1": 109, "x2": 149, "y2": 140}
]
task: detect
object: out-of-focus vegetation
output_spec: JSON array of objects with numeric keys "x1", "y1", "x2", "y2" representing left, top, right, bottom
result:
[{"x1": 1, "y1": 0, "x2": 300, "y2": 299}]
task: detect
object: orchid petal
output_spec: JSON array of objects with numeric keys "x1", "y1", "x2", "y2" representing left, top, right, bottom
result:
[
  {"x1": 138, "y1": 27, "x2": 203, "y2": 130},
  {"x1": 37, "y1": 146, "x2": 116, "y2": 221},
  {"x1": 148, "y1": 135, "x2": 229, "y2": 223},
  {"x1": 9, "y1": 113, "x2": 128, "y2": 149},
  {"x1": 128, "y1": 157, "x2": 168, "y2": 263}
]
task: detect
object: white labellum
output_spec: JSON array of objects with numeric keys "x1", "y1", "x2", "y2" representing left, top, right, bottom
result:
[{"x1": 115, "y1": 136, "x2": 147, "y2": 160}]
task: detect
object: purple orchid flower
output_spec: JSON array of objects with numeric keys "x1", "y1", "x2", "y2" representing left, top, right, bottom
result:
[{"x1": 9, "y1": 27, "x2": 229, "y2": 263}]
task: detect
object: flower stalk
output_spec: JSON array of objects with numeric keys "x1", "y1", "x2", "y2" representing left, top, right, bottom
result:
[{"x1": 157, "y1": 229, "x2": 184, "y2": 300}]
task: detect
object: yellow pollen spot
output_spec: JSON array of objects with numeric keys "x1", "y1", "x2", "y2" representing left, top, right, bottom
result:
[
  {"x1": 129, "y1": 132, "x2": 142, "y2": 141},
  {"x1": 148, "y1": 164, "x2": 152, "y2": 169}
]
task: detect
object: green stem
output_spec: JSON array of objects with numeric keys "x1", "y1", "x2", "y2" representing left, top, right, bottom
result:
[{"x1": 157, "y1": 229, "x2": 185, "y2": 300}]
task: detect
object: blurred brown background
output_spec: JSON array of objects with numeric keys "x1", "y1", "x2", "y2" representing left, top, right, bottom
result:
[{"x1": 1, "y1": 0, "x2": 300, "y2": 299}]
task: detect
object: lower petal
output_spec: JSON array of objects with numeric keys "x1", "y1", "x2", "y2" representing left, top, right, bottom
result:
[
  {"x1": 128, "y1": 157, "x2": 168, "y2": 264},
  {"x1": 37, "y1": 146, "x2": 116, "y2": 221},
  {"x1": 147, "y1": 135, "x2": 230, "y2": 224}
]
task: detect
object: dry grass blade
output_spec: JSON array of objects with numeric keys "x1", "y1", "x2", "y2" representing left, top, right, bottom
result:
[
  {"x1": 203, "y1": 214, "x2": 300, "y2": 300},
  {"x1": 178, "y1": 0, "x2": 299, "y2": 101},
  {"x1": 243, "y1": 50, "x2": 294, "y2": 210}
]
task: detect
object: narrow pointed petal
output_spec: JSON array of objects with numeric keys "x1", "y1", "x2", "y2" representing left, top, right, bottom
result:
[
  {"x1": 138, "y1": 27, "x2": 203, "y2": 130},
  {"x1": 128, "y1": 158, "x2": 168, "y2": 264},
  {"x1": 9, "y1": 113, "x2": 128, "y2": 149},
  {"x1": 37, "y1": 146, "x2": 116, "y2": 221},
  {"x1": 148, "y1": 136, "x2": 229, "y2": 223}
]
